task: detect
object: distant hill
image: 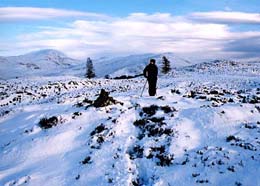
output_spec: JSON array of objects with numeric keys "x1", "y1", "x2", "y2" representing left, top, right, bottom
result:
[{"x1": 0, "y1": 49, "x2": 82, "y2": 80}]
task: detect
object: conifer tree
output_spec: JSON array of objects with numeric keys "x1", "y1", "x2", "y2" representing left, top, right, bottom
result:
[
  {"x1": 161, "y1": 56, "x2": 171, "y2": 74},
  {"x1": 85, "y1": 57, "x2": 95, "y2": 78}
]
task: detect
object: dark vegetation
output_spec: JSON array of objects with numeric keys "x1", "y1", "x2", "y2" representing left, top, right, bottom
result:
[
  {"x1": 113, "y1": 74, "x2": 143, "y2": 80},
  {"x1": 129, "y1": 104, "x2": 177, "y2": 171},
  {"x1": 161, "y1": 56, "x2": 171, "y2": 74},
  {"x1": 85, "y1": 57, "x2": 96, "y2": 79}
]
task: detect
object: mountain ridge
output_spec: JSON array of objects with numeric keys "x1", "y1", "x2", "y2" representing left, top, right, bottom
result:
[{"x1": 1, "y1": 49, "x2": 259, "y2": 80}]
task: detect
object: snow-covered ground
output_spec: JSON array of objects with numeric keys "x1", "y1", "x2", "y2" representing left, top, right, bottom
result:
[{"x1": 0, "y1": 59, "x2": 259, "y2": 186}]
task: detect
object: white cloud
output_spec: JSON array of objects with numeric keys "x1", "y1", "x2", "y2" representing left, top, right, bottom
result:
[
  {"x1": 190, "y1": 11, "x2": 260, "y2": 24},
  {"x1": 1, "y1": 9, "x2": 259, "y2": 60},
  {"x1": 0, "y1": 7, "x2": 109, "y2": 22},
  {"x1": 14, "y1": 14, "x2": 232, "y2": 58}
]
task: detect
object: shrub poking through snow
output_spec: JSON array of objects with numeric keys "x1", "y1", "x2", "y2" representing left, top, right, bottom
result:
[
  {"x1": 160, "y1": 106, "x2": 175, "y2": 113},
  {"x1": 141, "y1": 105, "x2": 176, "y2": 117},
  {"x1": 131, "y1": 106, "x2": 175, "y2": 167},
  {"x1": 133, "y1": 118, "x2": 148, "y2": 127},
  {"x1": 186, "y1": 90, "x2": 196, "y2": 98},
  {"x1": 171, "y1": 89, "x2": 181, "y2": 94},
  {"x1": 146, "y1": 146, "x2": 174, "y2": 166},
  {"x1": 192, "y1": 173, "x2": 200, "y2": 177},
  {"x1": 128, "y1": 145, "x2": 144, "y2": 160},
  {"x1": 226, "y1": 135, "x2": 257, "y2": 151},
  {"x1": 148, "y1": 117, "x2": 165, "y2": 123},
  {"x1": 196, "y1": 179, "x2": 209, "y2": 184},
  {"x1": 226, "y1": 135, "x2": 239, "y2": 142},
  {"x1": 155, "y1": 154, "x2": 174, "y2": 166},
  {"x1": 39, "y1": 116, "x2": 59, "y2": 129},
  {"x1": 82, "y1": 156, "x2": 92, "y2": 164},
  {"x1": 89, "y1": 123, "x2": 113, "y2": 149},
  {"x1": 256, "y1": 106, "x2": 260, "y2": 113},
  {"x1": 75, "y1": 98, "x2": 93, "y2": 108},
  {"x1": 83, "y1": 98, "x2": 93, "y2": 104},
  {"x1": 142, "y1": 105, "x2": 159, "y2": 117},
  {"x1": 72, "y1": 112, "x2": 82, "y2": 119},
  {"x1": 90, "y1": 124, "x2": 106, "y2": 136}
]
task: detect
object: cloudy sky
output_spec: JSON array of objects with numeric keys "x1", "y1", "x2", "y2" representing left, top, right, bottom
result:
[{"x1": 0, "y1": 0, "x2": 259, "y2": 60}]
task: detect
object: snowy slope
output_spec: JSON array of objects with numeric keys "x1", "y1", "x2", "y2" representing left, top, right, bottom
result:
[
  {"x1": 0, "y1": 49, "x2": 83, "y2": 80},
  {"x1": 0, "y1": 61, "x2": 259, "y2": 186},
  {"x1": 93, "y1": 53, "x2": 192, "y2": 78}
]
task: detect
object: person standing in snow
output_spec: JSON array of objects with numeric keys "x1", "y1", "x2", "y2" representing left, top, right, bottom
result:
[{"x1": 143, "y1": 59, "x2": 158, "y2": 96}]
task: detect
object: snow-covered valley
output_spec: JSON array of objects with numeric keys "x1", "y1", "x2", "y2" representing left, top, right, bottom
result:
[{"x1": 0, "y1": 57, "x2": 259, "y2": 186}]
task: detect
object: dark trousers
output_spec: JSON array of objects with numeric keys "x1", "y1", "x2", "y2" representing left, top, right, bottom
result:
[{"x1": 148, "y1": 78, "x2": 157, "y2": 96}]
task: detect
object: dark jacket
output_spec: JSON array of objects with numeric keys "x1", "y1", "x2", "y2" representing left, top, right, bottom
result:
[{"x1": 143, "y1": 63, "x2": 158, "y2": 80}]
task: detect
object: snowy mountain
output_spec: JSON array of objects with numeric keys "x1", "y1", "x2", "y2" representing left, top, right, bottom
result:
[
  {"x1": 0, "y1": 49, "x2": 83, "y2": 80},
  {"x1": 0, "y1": 50, "x2": 193, "y2": 80},
  {"x1": 0, "y1": 59, "x2": 259, "y2": 186}
]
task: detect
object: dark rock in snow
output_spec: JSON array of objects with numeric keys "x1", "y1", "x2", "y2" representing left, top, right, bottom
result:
[
  {"x1": 39, "y1": 116, "x2": 59, "y2": 129},
  {"x1": 93, "y1": 89, "x2": 122, "y2": 107}
]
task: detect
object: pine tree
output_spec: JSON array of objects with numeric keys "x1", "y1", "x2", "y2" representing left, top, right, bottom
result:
[
  {"x1": 161, "y1": 56, "x2": 171, "y2": 74},
  {"x1": 85, "y1": 58, "x2": 95, "y2": 78}
]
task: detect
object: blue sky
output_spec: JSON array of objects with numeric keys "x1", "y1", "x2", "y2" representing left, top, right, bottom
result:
[
  {"x1": 1, "y1": 0, "x2": 259, "y2": 16},
  {"x1": 0, "y1": 0, "x2": 259, "y2": 60}
]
